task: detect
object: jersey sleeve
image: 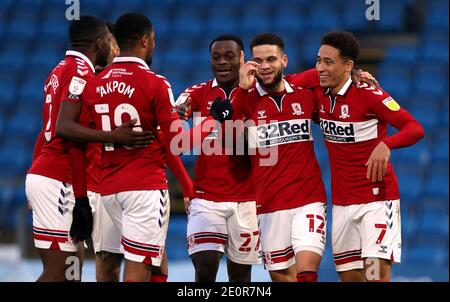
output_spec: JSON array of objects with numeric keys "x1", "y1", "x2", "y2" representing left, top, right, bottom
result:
[
  {"x1": 60, "y1": 67, "x2": 93, "y2": 105},
  {"x1": 174, "y1": 83, "x2": 205, "y2": 118},
  {"x1": 153, "y1": 77, "x2": 179, "y2": 125},
  {"x1": 286, "y1": 68, "x2": 320, "y2": 89},
  {"x1": 362, "y1": 85, "x2": 425, "y2": 149}
]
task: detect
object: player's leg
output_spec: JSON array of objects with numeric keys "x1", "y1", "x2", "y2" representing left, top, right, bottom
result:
[
  {"x1": 292, "y1": 202, "x2": 327, "y2": 282},
  {"x1": 360, "y1": 200, "x2": 401, "y2": 282},
  {"x1": 258, "y1": 209, "x2": 297, "y2": 282},
  {"x1": 332, "y1": 204, "x2": 365, "y2": 282},
  {"x1": 187, "y1": 198, "x2": 229, "y2": 282},
  {"x1": 116, "y1": 190, "x2": 170, "y2": 282},
  {"x1": 95, "y1": 251, "x2": 122, "y2": 282},
  {"x1": 151, "y1": 251, "x2": 168, "y2": 282},
  {"x1": 26, "y1": 174, "x2": 82, "y2": 282},
  {"x1": 226, "y1": 201, "x2": 261, "y2": 282},
  {"x1": 90, "y1": 191, "x2": 123, "y2": 282},
  {"x1": 191, "y1": 250, "x2": 223, "y2": 282}
]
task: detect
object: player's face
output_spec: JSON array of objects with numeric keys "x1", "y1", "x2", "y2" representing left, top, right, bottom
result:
[
  {"x1": 252, "y1": 45, "x2": 287, "y2": 90},
  {"x1": 145, "y1": 30, "x2": 155, "y2": 65},
  {"x1": 316, "y1": 44, "x2": 353, "y2": 92},
  {"x1": 96, "y1": 26, "x2": 112, "y2": 67},
  {"x1": 210, "y1": 40, "x2": 241, "y2": 86},
  {"x1": 107, "y1": 34, "x2": 120, "y2": 66}
]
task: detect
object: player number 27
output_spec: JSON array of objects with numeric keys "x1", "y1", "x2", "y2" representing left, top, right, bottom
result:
[
  {"x1": 239, "y1": 231, "x2": 260, "y2": 253},
  {"x1": 95, "y1": 103, "x2": 143, "y2": 151}
]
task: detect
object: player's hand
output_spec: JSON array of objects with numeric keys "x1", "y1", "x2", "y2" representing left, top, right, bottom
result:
[
  {"x1": 352, "y1": 69, "x2": 380, "y2": 88},
  {"x1": 113, "y1": 118, "x2": 155, "y2": 148},
  {"x1": 365, "y1": 141, "x2": 390, "y2": 182},
  {"x1": 70, "y1": 197, "x2": 93, "y2": 243},
  {"x1": 239, "y1": 61, "x2": 259, "y2": 90},
  {"x1": 177, "y1": 97, "x2": 192, "y2": 120},
  {"x1": 184, "y1": 197, "x2": 191, "y2": 215},
  {"x1": 209, "y1": 97, "x2": 233, "y2": 122}
]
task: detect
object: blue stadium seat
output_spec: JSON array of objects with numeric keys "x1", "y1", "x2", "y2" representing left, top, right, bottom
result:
[
  {"x1": 431, "y1": 131, "x2": 449, "y2": 162},
  {"x1": 17, "y1": 81, "x2": 45, "y2": 105},
  {"x1": 0, "y1": 48, "x2": 26, "y2": 73},
  {"x1": 391, "y1": 141, "x2": 431, "y2": 167},
  {"x1": 420, "y1": 40, "x2": 449, "y2": 64},
  {"x1": 384, "y1": 46, "x2": 417, "y2": 64},
  {"x1": 0, "y1": 74, "x2": 18, "y2": 106},
  {"x1": 40, "y1": 19, "x2": 69, "y2": 42},
  {"x1": 402, "y1": 212, "x2": 417, "y2": 240},
  {"x1": 162, "y1": 48, "x2": 195, "y2": 70},
  {"x1": 6, "y1": 16, "x2": 38, "y2": 41},
  {"x1": 373, "y1": 2, "x2": 406, "y2": 32},
  {"x1": 171, "y1": 16, "x2": 205, "y2": 37},
  {"x1": 410, "y1": 103, "x2": 442, "y2": 132},
  {"x1": 305, "y1": 5, "x2": 341, "y2": 32},
  {"x1": 271, "y1": 7, "x2": 305, "y2": 35},
  {"x1": 341, "y1": 1, "x2": 369, "y2": 32},
  {"x1": 406, "y1": 244, "x2": 448, "y2": 266},
  {"x1": 301, "y1": 33, "x2": 323, "y2": 65},
  {"x1": 29, "y1": 49, "x2": 62, "y2": 73},
  {"x1": 16, "y1": 0, "x2": 44, "y2": 10},
  {"x1": 205, "y1": 14, "x2": 239, "y2": 36},
  {"x1": 425, "y1": 1, "x2": 449, "y2": 31},
  {"x1": 0, "y1": 145, "x2": 29, "y2": 177},
  {"x1": 417, "y1": 207, "x2": 449, "y2": 239},
  {"x1": 6, "y1": 113, "x2": 40, "y2": 138},
  {"x1": 423, "y1": 175, "x2": 449, "y2": 199},
  {"x1": 377, "y1": 73, "x2": 412, "y2": 101},
  {"x1": 398, "y1": 174, "x2": 423, "y2": 204},
  {"x1": 414, "y1": 73, "x2": 447, "y2": 100},
  {"x1": 239, "y1": 9, "x2": 271, "y2": 33}
]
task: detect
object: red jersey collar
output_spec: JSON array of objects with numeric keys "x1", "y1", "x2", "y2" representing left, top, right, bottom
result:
[{"x1": 65, "y1": 50, "x2": 96, "y2": 73}]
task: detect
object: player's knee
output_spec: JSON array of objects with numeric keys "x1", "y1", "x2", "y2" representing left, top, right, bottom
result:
[{"x1": 227, "y1": 262, "x2": 251, "y2": 282}]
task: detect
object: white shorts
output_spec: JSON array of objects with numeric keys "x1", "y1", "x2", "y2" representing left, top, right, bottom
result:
[
  {"x1": 187, "y1": 198, "x2": 261, "y2": 265},
  {"x1": 258, "y1": 202, "x2": 327, "y2": 271},
  {"x1": 89, "y1": 191, "x2": 121, "y2": 254},
  {"x1": 25, "y1": 174, "x2": 79, "y2": 252},
  {"x1": 102, "y1": 190, "x2": 170, "y2": 267},
  {"x1": 332, "y1": 200, "x2": 402, "y2": 272}
]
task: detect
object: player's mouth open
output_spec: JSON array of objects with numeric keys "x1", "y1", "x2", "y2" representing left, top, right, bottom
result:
[
  {"x1": 259, "y1": 71, "x2": 273, "y2": 79},
  {"x1": 216, "y1": 70, "x2": 231, "y2": 76},
  {"x1": 319, "y1": 74, "x2": 329, "y2": 81}
]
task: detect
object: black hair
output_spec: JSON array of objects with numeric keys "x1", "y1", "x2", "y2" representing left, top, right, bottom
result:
[
  {"x1": 106, "y1": 21, "x2": 115, "y2": 35},
  {"x1": 209, "y1": 34, "x2": 244, "y2": 52},
  {"x1": 114, "y1": 13, "x2": 153, "y2": 50},
  {"x1": 69, "y1": 15, "x2": 108, "y2": 49},
  {"x1": 250, "y1": 33, "x2": 284, "y2": 52},
  {"x1": 320, "y1": 31, "x2": 360, "y2": 62}
]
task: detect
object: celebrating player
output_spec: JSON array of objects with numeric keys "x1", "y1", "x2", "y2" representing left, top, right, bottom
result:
[{"x1": 314, "y1": 31, "x2": 424, "y2": 281}]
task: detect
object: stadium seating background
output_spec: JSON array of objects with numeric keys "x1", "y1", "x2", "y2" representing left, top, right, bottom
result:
[{"x1": 0, "y1": 0, "x2": 448, "y2": 281}]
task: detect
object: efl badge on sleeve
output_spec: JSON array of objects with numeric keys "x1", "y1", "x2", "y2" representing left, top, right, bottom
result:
[
  {"x1": 382, "y1": 97, "x2": 401, "y2": 111},
  {"x1": 69, "y1": 76, "x2": 87, "y2": 96}
]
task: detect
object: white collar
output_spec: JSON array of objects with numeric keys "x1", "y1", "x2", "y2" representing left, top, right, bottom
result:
[
  {"x1": 326, "y1": 76, "x2": 352, "y2": 96},
  {"x1": 65, "y1": 50, "x2": 96, "y2": 73},
  {"x1": 212, "y1": 78, "x2": 218, "y2": 88},
  {"x1": 113, "y1": 56, "x2": 150, "y2": 69},
  {"x1": 256, "y1": 79, "x2": 293, "y2": 96}
]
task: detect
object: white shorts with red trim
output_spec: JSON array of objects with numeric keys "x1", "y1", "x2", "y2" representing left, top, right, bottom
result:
[
  {"x1": 102, "y1": 190, "x2": 169, "y2": 267},
  {"x1": 187, "y1": 198, "x2": 261, "y2": 265},
  {"x1": 258, "y1": 202, "x2": 327, "y2": 271},
  {"x1": 89, "y1": 191, "x2": 121, "y2": 254},
  {"x1": 332, "y1": 200, "x2": 402, "y2": 272},
  {"x1": 25, "y1": 174, "x2": 79, "y2": 252}
]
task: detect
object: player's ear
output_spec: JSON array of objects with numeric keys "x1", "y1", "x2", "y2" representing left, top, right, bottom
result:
[
  {"x1": 282, "y1": 54, "x2": 288, "y2": 69},
  {"x1": 346, "y1": 59, "x2": 354, "y2": 73}
]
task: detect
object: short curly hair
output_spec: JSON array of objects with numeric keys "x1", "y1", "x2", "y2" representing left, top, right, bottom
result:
[{"x1": 321, "y1": 31, "x2": 360, "y2": 62}]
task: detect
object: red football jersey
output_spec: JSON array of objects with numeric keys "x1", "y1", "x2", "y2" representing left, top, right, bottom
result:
[
  {"x1": 234, "y1": 80, "x2": 327, "y2": 214},
  {"x1": 315, "y1": 77, "x2": 409, "y2": 205},
  {"x1": 90, "y1": 56, "x2": 179, "y2": 196},
  {"x1": 175, "y1": 79, "x2": 255, "y2": 202},
  {"x1": 28, "y1": 51, "x2": 96, "y2": 183}
]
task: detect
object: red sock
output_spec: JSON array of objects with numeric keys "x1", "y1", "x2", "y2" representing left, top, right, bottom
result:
[
  {"x1": 150, "y1": 274, "x2": 168, "y2": 282},
  {"x1": 296, "y1": 271, "x2": 318, "y2": 282}
]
